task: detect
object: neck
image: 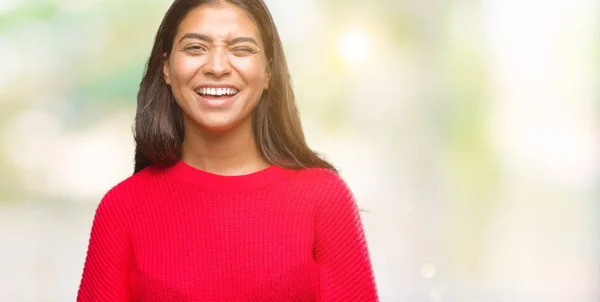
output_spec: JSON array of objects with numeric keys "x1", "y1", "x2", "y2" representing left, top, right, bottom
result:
[{"x1": 180, "y1": 118, "x2": 269, "y2": 176}]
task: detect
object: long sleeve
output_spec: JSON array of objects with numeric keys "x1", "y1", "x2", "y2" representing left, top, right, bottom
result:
[
  {"x1": 77, "y1": 190, "x2": 132, "y2": 302},
  {"x1": 314, "y1": 175, "x2": 379, "y2": 301}
]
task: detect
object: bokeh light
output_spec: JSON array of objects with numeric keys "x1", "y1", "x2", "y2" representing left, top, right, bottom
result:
[
  {"x1": 338, "y1": 28, "x2": 370, "y2": 65},
  {"x1": 0, "y1": 0, "x2": 598, "y2": 301}
]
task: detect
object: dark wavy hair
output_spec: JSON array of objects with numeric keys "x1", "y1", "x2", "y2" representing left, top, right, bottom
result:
[{"x1": 133, "y1": 0, "x2": 335, "y2": 174}]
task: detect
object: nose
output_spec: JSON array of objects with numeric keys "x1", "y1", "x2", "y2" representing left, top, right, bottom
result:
[{"x1": 203, "y1": 48, "x2": 231, "y2": 77}]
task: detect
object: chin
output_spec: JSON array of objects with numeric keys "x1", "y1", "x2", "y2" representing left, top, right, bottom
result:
[
  {"x1": 192, "y1": 114, "x2": 246, "y2": 134},
  {"x1": 181, "y1": 97, "x2": 256, "y2": 134}
]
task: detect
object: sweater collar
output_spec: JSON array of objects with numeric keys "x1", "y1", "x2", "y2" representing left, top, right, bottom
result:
[{"x1": 165, "y1": 160, "x2": 294, "y2": 192}]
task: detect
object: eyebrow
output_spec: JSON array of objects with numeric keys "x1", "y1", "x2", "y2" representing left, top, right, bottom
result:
[{"x1": 179, "y1": 33, "x2": 259, "y2": 47}]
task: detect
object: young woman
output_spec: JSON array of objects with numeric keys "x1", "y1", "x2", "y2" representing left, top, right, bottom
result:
[{"x1": 77, "y1": 0, "x2": 378, "y2": 301}]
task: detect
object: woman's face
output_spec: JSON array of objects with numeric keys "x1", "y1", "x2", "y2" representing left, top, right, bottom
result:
[{"x1": 163, "y1": 3, "x2": 270, "y2": 133}]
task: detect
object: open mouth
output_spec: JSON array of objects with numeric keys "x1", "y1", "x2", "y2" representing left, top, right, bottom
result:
[{"x1": 195, "y1": 87, "x2": 239, "y2": 98}]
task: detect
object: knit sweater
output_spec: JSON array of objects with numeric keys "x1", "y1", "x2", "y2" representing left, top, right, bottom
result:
[{"x1": 77, "y1": 160, "x2": 378, "y2": 301}]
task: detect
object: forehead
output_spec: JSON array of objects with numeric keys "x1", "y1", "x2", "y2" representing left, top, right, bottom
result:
[{"x1": 176, "y1": 4, "x2": 262, "y2": 43}]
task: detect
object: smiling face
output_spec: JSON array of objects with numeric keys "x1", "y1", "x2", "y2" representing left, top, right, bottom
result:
[{"x1": 163, "y1": 3, "x2": 271, "y2": 134}]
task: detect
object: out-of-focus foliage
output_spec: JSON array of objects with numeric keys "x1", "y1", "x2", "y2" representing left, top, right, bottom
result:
[{"x1": 1, "y1": 0, "x2": 598, "y2": 301}]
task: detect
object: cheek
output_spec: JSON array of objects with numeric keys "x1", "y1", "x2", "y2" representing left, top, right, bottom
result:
[
  {"x1": 230, "y1": 57, "x2": 267, "y2": 87},
  {"x1": 171, "y1": 55, "x2": 202, "y2": 83}
]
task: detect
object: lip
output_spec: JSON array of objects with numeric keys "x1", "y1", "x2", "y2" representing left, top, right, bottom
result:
[
  {"x1": 194, "y1": 83, "x2": 241, "y2": 91},
  {"x1": 194, "y1": 88, "x2": 239, "y2": 109}
]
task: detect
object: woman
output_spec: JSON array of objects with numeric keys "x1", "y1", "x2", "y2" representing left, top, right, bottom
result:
[{"x1": 77, "y1": 0, "x2": 378, "y2": 301}]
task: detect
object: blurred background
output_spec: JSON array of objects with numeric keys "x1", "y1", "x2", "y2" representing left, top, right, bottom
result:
[{"x1": 0, "y1": 0, "x2": 598, "y2": 301}]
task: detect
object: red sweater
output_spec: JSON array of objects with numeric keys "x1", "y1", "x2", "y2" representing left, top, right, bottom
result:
[{"x1": 77, "y1": 160, "x2": 378, "y2": 301}]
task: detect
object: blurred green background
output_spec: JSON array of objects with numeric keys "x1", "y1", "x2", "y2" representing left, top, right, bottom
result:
[{"x1": 1, "y1": 0, "x2": 598, "y2": 301}]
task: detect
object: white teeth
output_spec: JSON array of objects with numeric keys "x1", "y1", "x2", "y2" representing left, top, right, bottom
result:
[{"x1": 197, "y1": 87, "x2": 238, "y2": 96}]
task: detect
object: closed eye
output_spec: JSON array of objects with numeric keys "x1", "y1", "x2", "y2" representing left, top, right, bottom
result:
[
  {"x1": 231, "y1": 47, "x2": 256, "y2": 56},
  {"x1": 184, "y1": 44, "x2": 207, "y2": 53}
]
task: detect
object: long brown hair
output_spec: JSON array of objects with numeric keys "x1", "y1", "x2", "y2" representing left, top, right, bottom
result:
[{"x1": 133, "y1": 0, "x2": 335, "y2": 174}]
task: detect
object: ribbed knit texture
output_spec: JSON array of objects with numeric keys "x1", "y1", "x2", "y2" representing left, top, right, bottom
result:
[{"x1": 77, "y1": 160, "x2": 378, "y2": 301}]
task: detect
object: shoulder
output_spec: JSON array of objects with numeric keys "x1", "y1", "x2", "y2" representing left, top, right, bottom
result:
[
  {"x1": 95, "y1": 165, "x2": 165, "y2": 211},
  {"x1": 292, "y1": 167, "x2": 355, "y2": 203},
  {"x1": 108, "y1": 164, "x2": 168, "y2": 194},
  {"x1": 294, "y1": 168, "x2": 364, "y2": 226},
  {"x1": 295, "y1": 167, "x2": 345, "y2": 184}
]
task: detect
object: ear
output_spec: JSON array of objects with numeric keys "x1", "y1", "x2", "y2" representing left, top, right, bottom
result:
[
  {"x1": 263, "y1": 60, "x2": 272, "y2": 90},
  {"x1": 163, "y1": 52, "x2": 171, "y2": 85}
]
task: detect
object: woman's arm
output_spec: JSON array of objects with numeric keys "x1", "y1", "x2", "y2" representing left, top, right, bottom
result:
[
  {"x1": 314, "y1": 175, "x2": 379, "y2": 301},
  {"x1": 77, "y1": 190, "x2": 132, "y2": 302}
]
